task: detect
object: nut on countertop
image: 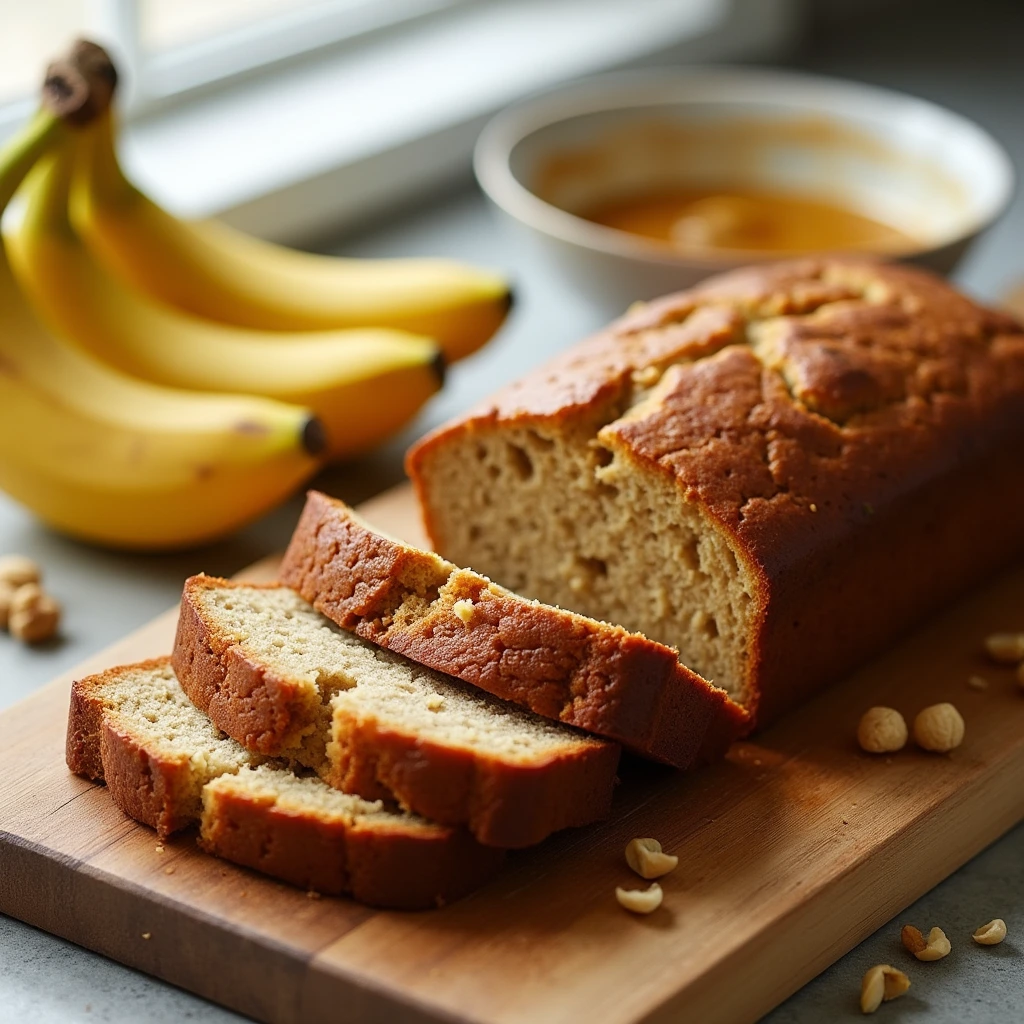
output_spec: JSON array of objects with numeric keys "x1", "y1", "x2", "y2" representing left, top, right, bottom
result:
[
  {"x1": 901, "y1": 924, "x2": 951, "y2": 961},
  {"x1": 860, "y1": 964, "x2": 910, "y2": 1014},
  {"x1": 972, "y1": 919, "x2": 1007, "y2": 945}
]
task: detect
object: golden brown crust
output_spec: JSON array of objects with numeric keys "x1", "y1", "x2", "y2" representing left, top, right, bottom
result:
[
  {"x1": 279, "y1": 491, "x2": 748, "y2": 765},
  {"x1": 173, "y1": 575, "x2": 621, "y2": 848},
  {"x1": 199, "y1": 785, "x2": 505, "y2": 909},
  {"x1": 66, "y1": 657, "x2": 203, "y2": 838},
  {"x1": 407, "y1": 259, "x2": 1024, "y2": 726},
  {"x1": 172, "y1": 577, "x2": 318, "y2": 756},
  {"x1": 99, "y1": 719, "x2": 195, "y2": 837}
]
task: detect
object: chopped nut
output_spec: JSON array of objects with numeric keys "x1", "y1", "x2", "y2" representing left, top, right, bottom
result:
[
  {"x1": 163, "y1": 866, "x2": 175, "y2": 875},
  {"x1": 860, "y1": 964, "x2": 910, "y2": 1014},
  {"x1": 967, "y1": 675, "x2": 990, "y2": 691},
  {"x1": 615, "y1": 882, "x2": 663, "y2": 914},
  {"x1": 984, "y1": 633, "x2": 1024, "y2": 664},
  {"x1": 141, "y1": 932, "x2": 151, "y2": 940},
  {"x1": 901, "y1": 924, "x2": 951, "y2": 961},
  {"x1": 0, "y1": 554, "x2": 41, "y2": 589},
  {"x1": 625, "y1": 838, "x2": 679, "y2": 879},
  {"x1": 451, "y1": 599, "x2": 474, "y2": 624},
  {"x1": 810, "y1": 503, "x2": 818, "y2": 512},
  {"x1": 857, "y1": 707, "x2": 908, "y2": 753},
  {"x1": 972, "y1": 918, "x2": 1007, "y2": 945},
  {"x1": 631, "y1": 365, "x2": 661, "y2": 388},
  {"x1": 8, "y1": 584, "x2": 61, "y2": 644},
  {"x1": 913, "y1": 703, "x2": 965, "y2": 753}
]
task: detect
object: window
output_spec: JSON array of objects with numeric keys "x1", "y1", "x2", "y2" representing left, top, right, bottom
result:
[{"x1": 1, "y1": 0, "x2": 474, "y2": 115}]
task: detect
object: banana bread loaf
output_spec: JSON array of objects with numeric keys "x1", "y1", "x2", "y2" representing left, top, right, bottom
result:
[
  {"x1": 279, "y1": 490, "x2": 747, "y2": 764},
  {"x1": 172, "y1": 576, "x2": 620, "y2": 847},
  {"x1": 407, "y1": 259, "x2": 1024, "y2": 726},
  {"x1": 66, "y1": 658, "x2": 503, "y2": 907}
]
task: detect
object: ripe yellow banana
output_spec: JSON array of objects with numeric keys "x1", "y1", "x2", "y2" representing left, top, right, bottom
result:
[
  {"x1": 8, "y1": 138, "x2": 446, "y2": 461},
  {"x1": 0, "y1": 110, "x2": 323, "y2": 550},
  {"x1": 70, "y1": 112, "x2": 512, "y2": 361}
]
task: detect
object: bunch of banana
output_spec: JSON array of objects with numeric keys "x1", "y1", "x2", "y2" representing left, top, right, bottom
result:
[
  {"x1": 0, "y1": 41, "x2": 512, "y2": 550},
  {"x1": 0, "y1": 105, "x2": 322, "y2": 548}
]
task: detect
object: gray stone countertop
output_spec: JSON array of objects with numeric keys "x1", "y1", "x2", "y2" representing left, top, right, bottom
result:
[{"x1": 2, "y1": 2, "x2": 1023, "y2": 1020}]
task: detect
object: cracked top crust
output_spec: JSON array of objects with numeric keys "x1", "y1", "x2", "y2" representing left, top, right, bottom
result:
[{"x1": 409, "y1": 259, "x2": 1024, "y2": 576}]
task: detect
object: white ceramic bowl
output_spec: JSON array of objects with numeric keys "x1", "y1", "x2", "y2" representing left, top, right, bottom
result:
[{"x1": 474, "y1": 68, "x2": 1015, "y2": 316}]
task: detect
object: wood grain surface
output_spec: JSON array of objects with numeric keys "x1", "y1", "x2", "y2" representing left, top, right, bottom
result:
[{"x1": 1, "y1": 482, "x2": 1023, "y2": 1024}]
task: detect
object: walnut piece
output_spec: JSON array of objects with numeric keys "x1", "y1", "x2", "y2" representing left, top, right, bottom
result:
[
  {"x1": 624, "y1": 838, "x2": 679, "y2": 879},
  {"x1": 972, "y1": 919, "x2": 1007, "y2": 945},
  {"x1": 8, "y1": 583, "x2": 61, "y2": 644},
  {"x1": 912, "y1": 703, "x2": 964, "y2": 753},
  {"x1": 901, "y1": 924, "x2": 951, "y2": 961},
  {"x1": 857, "y1": 707, "x2": 908, "y2": 753},
  {"x1": 860, "y1": 964, "x2": 910, "y2": 1014},
  {"x1": 615, "y1": 883, "x2": 663, "y2": 914},
  {"x1": 451, "y1": 599, "x2": 474, "y2": 624},
  {"x1": 0, "y1": 554, "x2": 41, "y2": 589},
  {"x1": 984, "y1": 633, "x2": 1024, "y2": 664}
]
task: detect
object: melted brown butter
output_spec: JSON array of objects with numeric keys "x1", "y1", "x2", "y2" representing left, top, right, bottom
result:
[
  {"x1": 533, "y1": 115, "x2": 964, "y2": 257},
  {"x1": 583, "y1": 186, "x2": 917, "y2": 255}
]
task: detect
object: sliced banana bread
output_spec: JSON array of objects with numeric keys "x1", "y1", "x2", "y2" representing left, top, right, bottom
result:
[
  {"x1": 279, "y1": 491, "x2": 747, "y2": 765},
  {"x1": 407, "y1": 260, "x2": 1024, "y2": 726},
  {"x1": 66, "y1": 658, "x2": 503, "y2": 908},
  {"x1": 172, "y1": 577, "x2": 620, "y2": 848}
]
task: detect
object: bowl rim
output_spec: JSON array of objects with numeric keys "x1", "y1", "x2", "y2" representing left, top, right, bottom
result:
[{"x1": 473, "y1": 66, "x2": 1017, "y2": 268}]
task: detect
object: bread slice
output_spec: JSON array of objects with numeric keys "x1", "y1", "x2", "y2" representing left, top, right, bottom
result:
[
  {"x1": 66, "y1": 658, "x2": 504, "y2": 908},
  {"x1": 172, "y1": 577, "x2": 620, "y2": 848},
  {"x1": 67, "y1": 657, "x2": 257, "y2": 836},
  {"x1": 278, "y1": 491, "x2": 748, "y2": 766}
]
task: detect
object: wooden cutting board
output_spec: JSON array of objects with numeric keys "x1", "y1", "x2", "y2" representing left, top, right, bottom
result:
[{"x1": 2, "y1": 482, "x2": 1023, "y2": 1024}]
